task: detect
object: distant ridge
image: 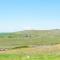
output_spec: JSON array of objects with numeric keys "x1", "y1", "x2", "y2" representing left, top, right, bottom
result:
[{"x1": 0, "y1": 29, "x2": 60, "y2": 49}]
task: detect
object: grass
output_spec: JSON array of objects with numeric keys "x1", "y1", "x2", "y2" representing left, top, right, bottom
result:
[
  {"x1": 0, "y1": 54, "x2": 60, "y2": 60},
  {"x1": 0, "y1": 29, "x2": 60, "y2": 60},
  {"x1": 0, "y1": 29, "x2": 60, "y2": 49}
]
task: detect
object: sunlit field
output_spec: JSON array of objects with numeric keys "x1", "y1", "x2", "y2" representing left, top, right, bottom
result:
[
  {"x1": 0, "y1": 54, "x2": 60, "y2": 60},
  {"x1": 0, "y1": 30, "x2": 60, "y2": 60}
]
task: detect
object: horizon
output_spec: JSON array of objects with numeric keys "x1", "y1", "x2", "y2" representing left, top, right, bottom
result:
[
  {"x1": 0, "y1": 28, "x2": 60, "y2": 33},
  {"x1": 0, "y1": 0, "x2": 60, "y2": 32}
]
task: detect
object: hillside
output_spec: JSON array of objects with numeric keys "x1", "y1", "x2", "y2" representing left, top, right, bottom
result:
[{"x1": 0, "y1": 29, "x2": 60, "y2": 49}]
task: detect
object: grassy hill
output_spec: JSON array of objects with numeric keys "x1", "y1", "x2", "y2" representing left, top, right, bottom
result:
[{"x1": 0, "y1": 29, "x2": 60, "y2": 49}]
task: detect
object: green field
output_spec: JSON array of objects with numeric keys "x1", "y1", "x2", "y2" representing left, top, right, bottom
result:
[
  {"x1": 0, "y1": 29, "x2": 60, "y2": 60},
  {"x1": 0, "y1": 54, "x2": 60, "y2": 60},
  {"x1": 0, "y1": 29, "x2": 60, "y2": 49}
]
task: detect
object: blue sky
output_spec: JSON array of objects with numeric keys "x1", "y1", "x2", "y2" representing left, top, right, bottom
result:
[{"x1": 0, "y1": 0, "x2": 60, "y2": 32}]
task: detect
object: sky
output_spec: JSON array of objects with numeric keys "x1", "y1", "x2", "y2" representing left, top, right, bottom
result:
[{"x1": 0, "y1": 0, "x2": 60, "y2": 32}]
